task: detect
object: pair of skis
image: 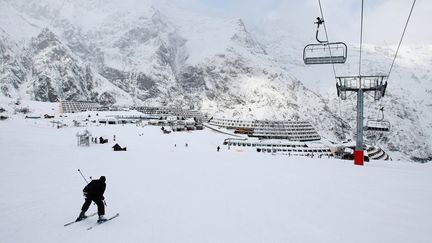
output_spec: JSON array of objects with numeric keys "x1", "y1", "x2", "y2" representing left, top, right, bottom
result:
[{"x1": 64, "y1": 213, "x2": 119, "y2": 230}]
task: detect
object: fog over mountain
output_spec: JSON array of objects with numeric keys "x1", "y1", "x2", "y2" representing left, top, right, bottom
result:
[{"x1": 0, "y1": 0, "x2": 431, "y2": 161}]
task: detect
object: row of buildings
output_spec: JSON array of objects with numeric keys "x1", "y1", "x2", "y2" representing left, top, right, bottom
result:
[
  {"x1": 207, "y1": 117, "x2": 321, "y2": 142},
  {"x1": 59, "y1": 101, "x2": 390, "y2": 160},
  {"x1": 133, "y1": 106, "x2": 205, "y2": 120},
  {"x1": 59, "y1": 101, "x2": 204, "y2": 120},
  {"x1": 59, "y1": 101, "x2": 103, "y2": 113},
  {"x1": 60, "y1": 101, "x2": 320, "y2": 142}
]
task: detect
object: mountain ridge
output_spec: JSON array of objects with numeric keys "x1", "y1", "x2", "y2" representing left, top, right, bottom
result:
[{"x1": 0, "y1": 0, "x2": 431, "y2": 161}]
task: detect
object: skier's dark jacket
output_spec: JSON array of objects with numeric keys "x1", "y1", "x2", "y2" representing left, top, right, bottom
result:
[{"x1": 83, "y1": 179, "x2": 106, "y2": 199}]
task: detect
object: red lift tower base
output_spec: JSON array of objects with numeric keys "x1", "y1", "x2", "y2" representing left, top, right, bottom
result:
[{"x1": 354, "y1": 150, "x2": 364, "y2": 166}]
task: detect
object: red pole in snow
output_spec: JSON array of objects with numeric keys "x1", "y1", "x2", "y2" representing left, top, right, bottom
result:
[{"x1": 354, "y1": 150, "x2": 364, "y2": 166}]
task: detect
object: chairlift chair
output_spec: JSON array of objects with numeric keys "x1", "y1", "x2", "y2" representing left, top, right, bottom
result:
[
  {"x1": 365, "y1": 120, "x2": 391, "y2": 132},
  {"x1": 303, "y1": 17, "x2": 348, "y2": 65},
  {"x1": 365, "y1": 107, "x2": 391, "y2": 132},
  {"x1": 303, "y1": 42, "x2": 347, "y2": 65}
]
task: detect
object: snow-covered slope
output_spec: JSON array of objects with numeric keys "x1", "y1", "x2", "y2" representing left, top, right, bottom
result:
[{"x1": 0, "y1": 108, "x2": 431, "y2": 243}]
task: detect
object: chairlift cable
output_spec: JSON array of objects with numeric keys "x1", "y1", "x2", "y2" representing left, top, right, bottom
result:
[
  {"x1": 362, "y1": 91, "x2": 381, "y2": 121},
  {"x1": 387, "y1": 0, "x2": 417, "y2": 80},
  {"x1": 378, "y1": 0, "x2": 416, "y2": 118},
  {"x1": 337, "y1": 97, "x2": 343, "y2": 134},
  {"x1": 317, "y1": 0, "x2": 337, "y2": 78},
  {"x1": 317, "y1": 0, "x2": 344, "y2": 128}
]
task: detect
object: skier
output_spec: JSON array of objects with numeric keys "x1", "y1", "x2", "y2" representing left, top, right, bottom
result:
[
  {"x1": 76, "y1": 176, "x2": 107, "y2": 223},
  {"x1": 217, "y1": 146, "x2": 220, "y2": 152}
]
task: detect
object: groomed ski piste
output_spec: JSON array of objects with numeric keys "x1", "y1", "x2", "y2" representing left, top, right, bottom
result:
[{"x1": 0, "y1": 101, "x2": 431, "y2": 243}]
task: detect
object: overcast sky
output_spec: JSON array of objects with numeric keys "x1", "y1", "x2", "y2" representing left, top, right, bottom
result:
[{"x1": 185, "y1": 0, "x2": 431, "y2": 45}]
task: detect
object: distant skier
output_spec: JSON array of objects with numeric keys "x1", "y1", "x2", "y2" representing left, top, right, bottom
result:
[
  {"x1": 217, "y1": 146, "x2": 220, "y2": 152},
  {"x1": 76, "y1": 176, "x2": 108, "y2": 223}
]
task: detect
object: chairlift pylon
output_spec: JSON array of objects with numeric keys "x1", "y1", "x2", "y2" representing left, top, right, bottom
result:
[{"x1": 303, "y1": 17, "x2": 348, "y2": 65}]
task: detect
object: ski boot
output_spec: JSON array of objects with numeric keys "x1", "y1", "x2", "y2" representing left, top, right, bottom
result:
[
  {"x1": 97, "y1": 215, "x2": 108, "y2": 223},
  {"x1": 75, "y1": 211, "x2": 87, "y2": 222}
]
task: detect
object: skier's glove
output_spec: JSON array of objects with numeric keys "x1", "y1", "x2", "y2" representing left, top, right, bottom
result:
[{"x1": 83, "y1": 192, "x2": 88, "y2": 198}]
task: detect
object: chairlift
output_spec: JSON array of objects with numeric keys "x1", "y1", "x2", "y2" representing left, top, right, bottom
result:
[
  {"x1": 303, "y1": 17, "x2": 347, "y2": 65},
  {"x1": 365, "y1": 120, "x2": 390, "y2": 132},
  {"x1": 365, "y1": 107, "x2": 391, "y2": 132}
]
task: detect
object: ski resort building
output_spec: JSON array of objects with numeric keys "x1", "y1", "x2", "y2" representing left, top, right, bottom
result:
[
  {"x1": 208, "y1": 118, "x2": 321, "y2": 142},
  {"x1": 134, "y1": 106, "x2": 204, "y2": 120},
  {"x1": 206, "y1": 117, "x2": 389, "y2": 160},
  {"x1": 60, "y1": 101, "x2": 102, "y2": 113},
  {"x1": 223, "y1": 138, "x2": 333, "y2": 157}
]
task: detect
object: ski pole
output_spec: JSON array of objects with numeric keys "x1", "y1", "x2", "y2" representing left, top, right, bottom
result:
[
  {"x1": 78, "y1": 169, "x2": 97, "y2": 205},
  {"x1": 77, "y1": 169, "x2": 89, "y2": 184}
]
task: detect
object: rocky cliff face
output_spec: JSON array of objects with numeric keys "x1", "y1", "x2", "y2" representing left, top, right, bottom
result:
[
  {"x1": 29, "y1": 28, "x2": 95, "y2": 102},
  {"x1": 0, "y1": 30, "x2": 30, "y2": 99}
]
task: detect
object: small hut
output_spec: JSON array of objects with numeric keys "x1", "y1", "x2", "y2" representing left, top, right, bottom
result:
[
  {"x1": 77, "y1": 130, "x2": 92, "y2": 146},
  {"x1": 112, "y1": 143, "x2": 127, "y2": 151}
]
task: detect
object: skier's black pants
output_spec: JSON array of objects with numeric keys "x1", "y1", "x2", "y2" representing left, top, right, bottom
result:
[{"x1": 81, "y1": 196, "x2": 105, "y2": 216}]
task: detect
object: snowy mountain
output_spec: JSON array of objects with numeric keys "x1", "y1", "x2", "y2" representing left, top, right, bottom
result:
[
  {"x1": 0, "y1": 1, "x2": 335, "y2": 119},
  {"x1": 0, "y1": 0, "x2": 431, "y2": 161}
]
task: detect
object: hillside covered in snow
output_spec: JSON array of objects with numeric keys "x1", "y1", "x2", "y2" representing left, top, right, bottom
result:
[
  {"x1": 0, "y1": 103, "x2": 431, "y2": 243},
  {"x1": 0, "y1": 0, "x2": 431, "y2": 161}
]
